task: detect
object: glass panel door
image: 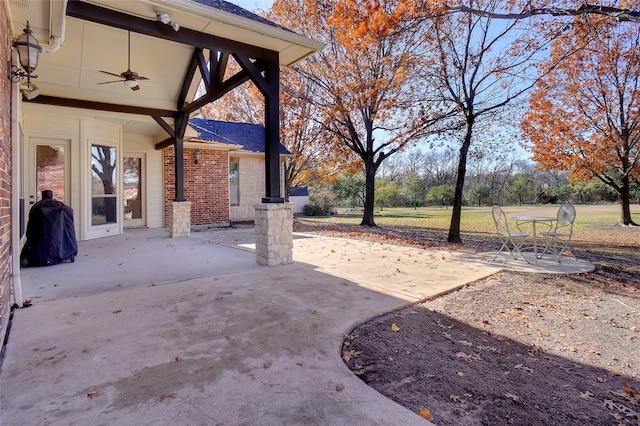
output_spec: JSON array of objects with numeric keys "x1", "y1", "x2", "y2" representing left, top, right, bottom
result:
[
  {"x1": 36, "y1": 143, "x2": 67, "y2": 203},
  {"x1": 91, "y1": 144, "x2": 118, "y2": 225},
  {"x1": 123, "y1": 155, "x2": 145, "y2": 228}
]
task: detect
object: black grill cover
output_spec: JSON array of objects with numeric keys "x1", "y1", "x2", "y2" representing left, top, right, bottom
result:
[{"x1": 21, "y1": 199, "x2": 78, "y2": 267}]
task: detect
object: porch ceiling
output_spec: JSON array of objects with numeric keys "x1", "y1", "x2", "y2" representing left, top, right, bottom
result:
[{"x1": 7, "y1": 0, "x2": 323, "y2": 136}]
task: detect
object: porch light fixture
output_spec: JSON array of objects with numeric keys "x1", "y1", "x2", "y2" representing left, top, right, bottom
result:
[
  {"x1": 8, "y1": 22, "x2": 42, "y2": 87},
  {"x1": 156, "y1": 11, "x2": 180, "y2": 31},
  {"x1": 194, "y1": 149, "x2": 201, "y2": 164}
]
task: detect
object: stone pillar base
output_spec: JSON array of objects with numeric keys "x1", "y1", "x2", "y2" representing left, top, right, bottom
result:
[
  {"x1": 168, "y1": 201, "x2": 191, "y2": 238},
  {"x1": 254, "y1": 202, "x2": 293, "y2": 266}
]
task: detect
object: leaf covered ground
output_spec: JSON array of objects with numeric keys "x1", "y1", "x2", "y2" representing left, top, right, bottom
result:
[{"x1": 294, "y1": 219, "x2": 640, "y2": 425}]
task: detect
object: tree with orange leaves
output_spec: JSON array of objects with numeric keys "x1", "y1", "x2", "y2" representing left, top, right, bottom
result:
[
  {"x1": 522, "y1": 16, "x2": 640, "y2": 225},
  {"x1": 201, "y1": 61, "x2": 351, "y2": 200},
  {"x1": 268, "y1": 0, "x2": 456, "y2": 226}
]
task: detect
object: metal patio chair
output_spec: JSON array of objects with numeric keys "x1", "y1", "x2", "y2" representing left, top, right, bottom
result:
[
  {"x1": 491, "y1": 205, "x2": 529, "y2": 262},
  {"x1": 541, "y1": 202, "x2": 576, "y2": 261}
]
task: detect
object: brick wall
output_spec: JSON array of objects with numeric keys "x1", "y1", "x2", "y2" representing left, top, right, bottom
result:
[
  {"x1": 0, "y1": 6, "x2": 13, "y2": 345},
  {"x1": 163, "y1": 147, "x2": 230, "y2": 227}
]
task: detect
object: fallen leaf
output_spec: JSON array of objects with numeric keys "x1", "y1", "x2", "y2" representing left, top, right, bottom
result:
[
  {"x1": 331, "y1": 249, "x2": 335, "y2": 253},
  {"x1": 335, "y1": 384, "x2": 345, "y2": 392},
  {"x1": 352, "y1": 364, "x2": 365, "y2": 375},
  {"x1": 457, "y1": 372, "x2": 464, "y2": 378},
  {"x1": 390, "y1": 323, "x2": 400, "y2": 332},
  {"x1": 418, "y1": 408, "x2": 434, "y2": 421},
  {"x1": 579, "y1": 391, "x2": 595, "y2": 400},
  {"x1": 621, "y1": 380, "x2": 640, "y2": 397},
  {"x1": 528, "y1": 344, "x2": 543, "y2": 355},
  {"x1": 482, "y1": 319, "x2": 490, "y2": 325},
  {"x1": 450, "y1": 395, "x2": 467, "y2": 403},
  {"x1": 604, "y1": 398, "x2": 639, "y2": 418},
  {"x1": 505, "y1": 392, "x2": 522, "y2": 403},
  {"x1": 296, "y1": 362, "x2": 304, "y2": 367},
  {"x1": 263, "y1": 360, "x2": 272, "y2": 369},
  {"x1": 175, "y1": 356, "x2": 182, "y2": 362},
  {"x1": 514, "y1": 363, "x2": 533, "y2": 373},
  {"x1": 87, "y1": 391, "x2": 102, "y2": 399},
  {"x1": 22, "y1": 299, "x2": 32, "y2": 307},
  {"x1": 112, "y1": 309, "x2": 122, "y2": 314},
  {"x1": 160, "y1": 393, "x2": 176, "y2": 401},
  {"x1": 310, "y1": 309, "x2": 317, "y2": 314},
  {"x1": 342, "y1": 349, "x2": 361, "y2": 363}
]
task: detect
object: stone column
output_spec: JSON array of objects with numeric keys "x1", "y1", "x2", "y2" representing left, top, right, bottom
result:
[
  {"x1": 168, "y1": 201, "x2": 191, "y2": 238},
  {"x1": 254, "y1": 202, "x2": 293, "y2": 266}
]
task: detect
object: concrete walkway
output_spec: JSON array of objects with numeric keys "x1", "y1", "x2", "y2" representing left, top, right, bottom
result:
[{"x1": 1, "y1": 228, "x2": 594, "y2": 425}]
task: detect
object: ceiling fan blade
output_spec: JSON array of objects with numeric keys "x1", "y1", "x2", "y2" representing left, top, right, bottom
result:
[
  {"x1": 97, "y1": 32, "x2": 148, "y2": 90},
  {"x1": 99, "y1": 70, "x2": 124, "y2": 78}
]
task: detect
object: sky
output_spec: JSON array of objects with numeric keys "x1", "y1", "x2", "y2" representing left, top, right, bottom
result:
[{"x1": 228, "y1": 0, "x2": 274, "y2": 12}]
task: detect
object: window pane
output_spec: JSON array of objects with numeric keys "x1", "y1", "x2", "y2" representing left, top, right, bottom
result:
[
  {"x1": 91, "y1": 144, "x2": 117, "y2": 225},
  {"x1": 92, "y1": 196, "x2": 117, "y2": 225},
  {"x1": 124, "y1": 157, "x2": 142, "y2": 220},
  {"x1": 92, "y1": 145, "x2": 117, "y2": 195},
  {"x1": 36, "y1": 145, "x2": 65, "y2": 202},
  {"x1": 229, "y1": 159, "x2": 239, "y2": 206}
]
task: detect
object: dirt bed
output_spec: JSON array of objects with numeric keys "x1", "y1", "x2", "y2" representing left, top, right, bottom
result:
[{"x1": 294, "y1": 219, "x2": 640, "y2": 425}]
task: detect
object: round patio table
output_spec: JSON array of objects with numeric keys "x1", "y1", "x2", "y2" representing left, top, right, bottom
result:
[{"x1": 510, "y1": 216, "x2": 557, "y2": 264}]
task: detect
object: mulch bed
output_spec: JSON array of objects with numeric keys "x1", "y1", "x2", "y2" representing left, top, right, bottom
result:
[{"x1": 294, "y1": 219, "x2": 640, "y2": 425}]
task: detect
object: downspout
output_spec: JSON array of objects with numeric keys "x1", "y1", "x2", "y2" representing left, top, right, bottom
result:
[{"x1": 10, "y1": 48, "x2": 23, "y2": 308}]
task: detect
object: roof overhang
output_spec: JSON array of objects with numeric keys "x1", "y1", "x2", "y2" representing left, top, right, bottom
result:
[{"x1": 6, "y1": 0, "x2": 324, "y2": 137}]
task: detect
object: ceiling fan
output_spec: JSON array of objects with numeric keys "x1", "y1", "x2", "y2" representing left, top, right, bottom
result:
[{"x1": 98, "y1": 31, "x2": 149, "y2": 91}]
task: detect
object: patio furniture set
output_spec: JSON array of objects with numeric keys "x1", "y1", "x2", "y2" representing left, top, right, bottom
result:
[{"x1": 492, "y1": 203, "x2": 577, "y2": 264}]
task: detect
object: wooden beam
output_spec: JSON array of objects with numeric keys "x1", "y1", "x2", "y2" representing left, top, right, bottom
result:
[
  {"x1": 178, "y1": 69, "x2": 252, "y2": 114},
  {"x1": 26, "y1": 95, "x2": 176, "y2": 117}
]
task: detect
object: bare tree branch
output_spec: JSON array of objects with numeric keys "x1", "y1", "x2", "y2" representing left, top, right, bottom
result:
[{"x1": 446, "y1": 4, "x2": 640, "y2": 23}]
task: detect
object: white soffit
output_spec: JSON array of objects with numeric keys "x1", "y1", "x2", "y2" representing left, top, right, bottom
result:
[{"x1": 85, "y1": 0, "x2": 324, "y2": 66}]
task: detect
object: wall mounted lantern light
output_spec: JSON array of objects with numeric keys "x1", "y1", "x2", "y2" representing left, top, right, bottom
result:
[
  {"x1": 8, "y1": 22, "x2": 42, "y2": 87},
  {"x1": 194, "y1": 149, "x2": 201, "y2": 165}
]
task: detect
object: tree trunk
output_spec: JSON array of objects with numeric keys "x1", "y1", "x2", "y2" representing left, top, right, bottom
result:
[
  {"x1": 618, "y1": 175, "x2": 638, "y2": 225},
  {"x1": 361, "y1": 160, "x2": 377, "y2": 226},
  {"x1": 447, "y1": 117, "x2": 474, "y2": 243}
]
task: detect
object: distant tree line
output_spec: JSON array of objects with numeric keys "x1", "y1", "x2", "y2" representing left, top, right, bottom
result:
[{"x1": 304, "y1": 148, "x2": 640, "y2": 213}]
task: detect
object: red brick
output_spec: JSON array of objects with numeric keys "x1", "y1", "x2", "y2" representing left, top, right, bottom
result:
[{"x1": 163, "y1": 147, "x2": 230, "y2": 226}]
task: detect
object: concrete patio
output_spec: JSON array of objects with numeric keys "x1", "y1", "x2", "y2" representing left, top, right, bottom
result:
[{"x1": 0, "y1": 227, "x2": 594, "y2": 425}]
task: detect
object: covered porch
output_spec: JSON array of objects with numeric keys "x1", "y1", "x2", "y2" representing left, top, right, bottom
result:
[{"x1": 7, "y1": 0, "x2": 323, "y2": 304}]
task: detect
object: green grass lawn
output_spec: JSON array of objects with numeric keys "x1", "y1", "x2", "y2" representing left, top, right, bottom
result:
[{"x1": 299, "y1": 204, "x2": 640, "y2": 255}]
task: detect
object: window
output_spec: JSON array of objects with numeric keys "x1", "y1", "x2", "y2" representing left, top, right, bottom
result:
[
  {"x1": 91, "y1": 144, "x2": 118, "y2": 225},
  {"x1": 229, "y1": 157, "x2": 239, "y2": 206}
]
